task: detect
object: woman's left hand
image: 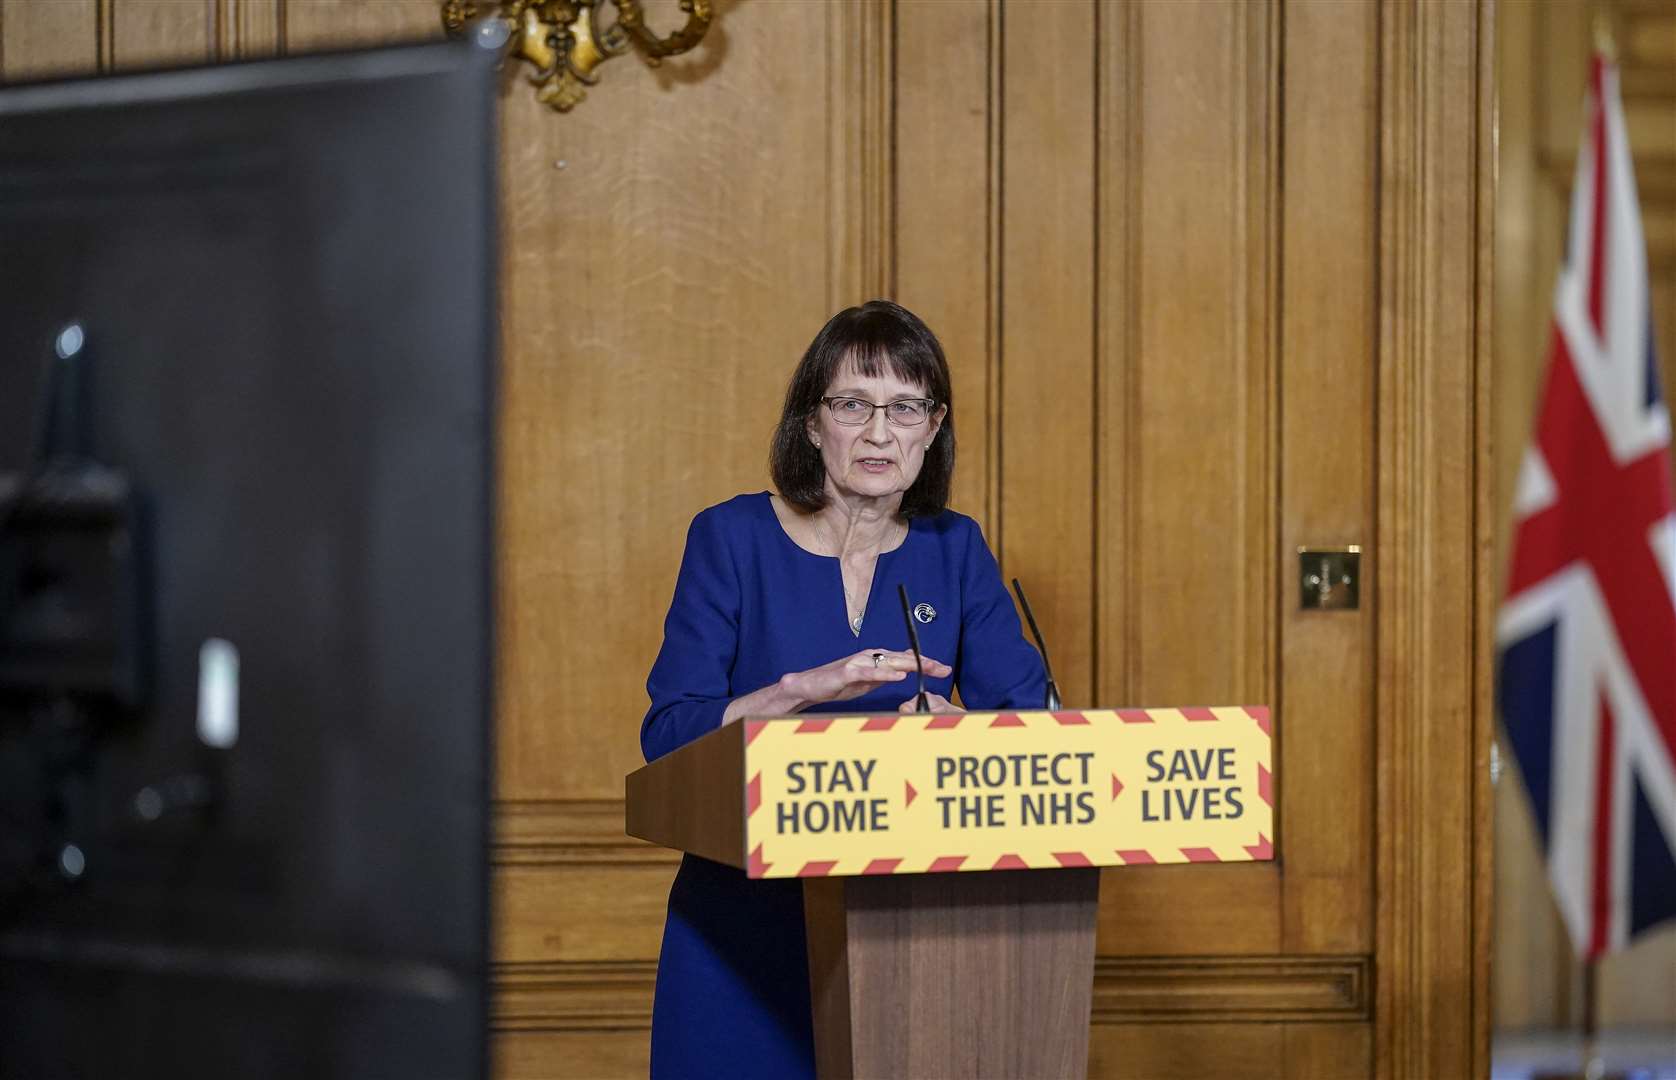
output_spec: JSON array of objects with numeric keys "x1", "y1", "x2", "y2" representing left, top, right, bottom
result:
[{"x1": 899, "y1": 692, "x2": 963, "y2": 713}]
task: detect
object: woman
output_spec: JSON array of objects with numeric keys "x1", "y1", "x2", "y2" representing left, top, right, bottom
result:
[{"x1": 641, "y1": 299, "x2": 1048, "y2": 1078}]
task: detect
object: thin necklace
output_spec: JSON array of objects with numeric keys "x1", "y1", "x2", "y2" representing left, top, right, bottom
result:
[
  {"x1": 845, "y1": 570, "x2": 866, "y2": 635},
  {"x1": 844, "y1": 518, "x2": 906, "y2": 635}
]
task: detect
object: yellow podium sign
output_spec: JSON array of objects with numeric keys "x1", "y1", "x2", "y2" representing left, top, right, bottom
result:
[{"x1": 741, "y1": 707, "x2": 1273, "y2": 879}]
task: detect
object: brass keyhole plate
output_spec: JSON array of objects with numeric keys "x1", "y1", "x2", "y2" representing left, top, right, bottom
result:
[{"x1": 1298, "y1": 547, "x2": 1361, "y2": 610}]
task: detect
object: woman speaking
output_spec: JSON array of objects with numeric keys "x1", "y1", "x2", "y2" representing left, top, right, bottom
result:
[{"x1": 641, "y1": 300, "x2": 1048, "y2": 1077}]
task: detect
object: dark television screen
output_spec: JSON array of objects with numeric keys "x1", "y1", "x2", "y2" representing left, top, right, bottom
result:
[{"x1": 0, "y1": 41, "x2": 497, "y2": 1080}]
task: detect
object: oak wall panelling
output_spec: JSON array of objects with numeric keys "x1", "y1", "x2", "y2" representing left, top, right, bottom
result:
[
  {"x1": 1089, "y1": 0, "x2": 1284, "y2": 962},
  {"x1": 1277, "y1": 0, "x2": 1377, "y2": 963},
  {"x1": 0, "y1": 2, "x2": 1499, "y2": 1077},
  {"x1": 893, "y1": 0, "x2": 998, "y2": 533},
  {"x1": 489, "y1": 1, "x2": 882, "y2": 1069},
  {"x1": 0, "y1": 0, "x2": 100, "y2": 80},
  {"x1": 999, "y1": 0, "x2": 1096, "y2": 709}
]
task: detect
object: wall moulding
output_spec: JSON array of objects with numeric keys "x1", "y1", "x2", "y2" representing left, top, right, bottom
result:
[
  {"x1": 213, "y1": 0, "x2": 286, "y2": 62},
  {"x1": 1372, "y1": 0, "x2": 1495, "y2": 1075},
  {"x1": 825, "y1": 0, "x2": 894, "y2": 309},
  {"x1": 493, "y1": 959, "x2": 658, "y2": 1033},
  {"x1": 494, "y1": 798, "x2": 675, "y2": 867},
  {"x1": 490, "y1": 954, "x2": 1372, "y2": 1035},
  {"x1": 1090, "y1": 955, "x2": 1371, "y2": 1025}
]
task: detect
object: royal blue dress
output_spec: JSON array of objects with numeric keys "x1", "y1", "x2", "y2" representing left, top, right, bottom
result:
[{"x1": 641, "y1": 492, "x2": 1047, "y2": 1078}]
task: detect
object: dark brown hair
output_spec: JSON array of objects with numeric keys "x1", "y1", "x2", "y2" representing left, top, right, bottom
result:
[{"x1": 769, "y1": 299, "x2": 955, "y2": 516}]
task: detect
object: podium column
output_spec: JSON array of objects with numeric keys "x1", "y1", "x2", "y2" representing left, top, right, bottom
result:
[{"x1": 803, "y1": 866, "x2": 1101, "y2": 1080}]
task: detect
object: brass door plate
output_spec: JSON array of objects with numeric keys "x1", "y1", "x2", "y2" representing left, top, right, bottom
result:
[{"x1": 1299, "y1": 547, "x2": 1360, "y2": 610}]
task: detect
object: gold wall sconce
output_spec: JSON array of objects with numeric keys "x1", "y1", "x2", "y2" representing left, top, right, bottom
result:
[{"x1": 442, "y1": 0, "x2": 714, "y2": 113}]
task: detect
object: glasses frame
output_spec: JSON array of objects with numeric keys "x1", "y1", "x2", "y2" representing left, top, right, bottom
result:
[{"x1": 819, "y1": 395, "x2": 939, "y2": 428}]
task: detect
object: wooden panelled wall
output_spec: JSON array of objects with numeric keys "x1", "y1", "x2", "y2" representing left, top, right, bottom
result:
[
  {"x1": 1493, "y1": 0, "x2": 1676, "y2": 1031},
  {"x1": 0, "y1": 2, "x2": 1495, "y2": 1077}
]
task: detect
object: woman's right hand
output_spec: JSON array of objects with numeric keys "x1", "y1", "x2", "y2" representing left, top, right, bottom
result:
[
  {"x1": 722, "y1": 649, "x2": 953, "y2": 725},
  {"x1": 781, "y1": 649, "x2": 953, "y2": 708}
]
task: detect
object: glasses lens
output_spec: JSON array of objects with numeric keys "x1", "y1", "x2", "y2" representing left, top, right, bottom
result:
[
  {"x1": 886, "y1": 400, "x2": 929, "y2": 426},
  {"x1": 829, "y1": 397, "x2": 869, "y2": 425}
]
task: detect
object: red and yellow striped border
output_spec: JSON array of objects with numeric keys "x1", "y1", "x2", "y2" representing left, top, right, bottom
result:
[{"x1": 743, "y1": 706, "x2": 1273, "y2": 878}]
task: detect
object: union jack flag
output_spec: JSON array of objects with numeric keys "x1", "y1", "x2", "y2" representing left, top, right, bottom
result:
[{"x1": 1497, "y1": 56, "x2": 1676, "y2": 958}]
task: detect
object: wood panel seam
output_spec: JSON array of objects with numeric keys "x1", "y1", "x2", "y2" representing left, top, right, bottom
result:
[
  {"x1": 1472, "y1": 1, "x2": 1497, "y2": 1072},
  {"x1": 885, "y1": 0, "x2": 898, "y2": 299},
  {"x1": 1089, "y1": 0, "x2": 1101, "y2": 695},
  {"x1": 1094, "y1": 0, "x2": 1139, "y2": 706},
  {"x1": 1253, "y1": 0, "x2": 1281, "y2": 717},
  {"x1": 988, "y1": 0, "x2": 1004, "y2": 557},
  {"x1": 95, "y1": 0, "x2": 113, "y2": 72},
  {"x1": 1120, "y1": 0, "x2": 1140, "y2": 704}
]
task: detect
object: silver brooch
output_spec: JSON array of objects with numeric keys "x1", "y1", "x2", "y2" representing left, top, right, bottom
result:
[{"x1": 913, "y1": 603, "x2": 936, "y2": 624}]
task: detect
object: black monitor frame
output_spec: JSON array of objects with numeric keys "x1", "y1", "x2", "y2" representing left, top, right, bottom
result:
[{"x1": 0, "y1": 40, "x2": 498, "y2": 1080}]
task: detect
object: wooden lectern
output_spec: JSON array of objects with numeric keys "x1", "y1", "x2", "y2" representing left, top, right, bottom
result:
[{"x1": 626, "y1": 706, "x2": 1273, "y2": 1079}]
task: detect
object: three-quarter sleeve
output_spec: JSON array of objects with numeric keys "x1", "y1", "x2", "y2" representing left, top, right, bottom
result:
[
  {"x1": 953, "y1": 520, "x2": 1050, "y2": 711},
  {"x1": 641, "y1": 509, "x2": 741, "y2": 762}
]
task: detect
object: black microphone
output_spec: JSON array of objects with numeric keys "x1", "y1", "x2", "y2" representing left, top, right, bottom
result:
[
  {"x1": 896, "y1": 584, "x2": 931, "y2": 713},
  {"x1": 1010, "y1": 579, "x2": 1062, "y2": 711}
]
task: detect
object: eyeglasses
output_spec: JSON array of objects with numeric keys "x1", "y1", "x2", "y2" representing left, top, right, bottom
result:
[{"x1": 821, "y1": 396, "x2": 937, "y2": 427}]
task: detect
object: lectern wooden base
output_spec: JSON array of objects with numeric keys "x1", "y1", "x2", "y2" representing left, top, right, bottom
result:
[
  {"x1": 627, "y1": 709, "x2": 1274, "y2": 1079},
  {"x1": 803, "y1": 867, "x2": 1100, "y2": 1080}
]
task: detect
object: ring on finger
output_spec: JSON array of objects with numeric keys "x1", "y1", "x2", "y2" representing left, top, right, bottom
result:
[{"x1": 871, "y1": 651, "x2": 885, "y2": 668}]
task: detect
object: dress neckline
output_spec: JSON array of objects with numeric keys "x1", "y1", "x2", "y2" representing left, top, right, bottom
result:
[
  {"x1": 759, "y1": 492, "x2": 912, "y2": 639},
  {"x1": 759, "y1": 491, "x2": 914, "y2": 560}
]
